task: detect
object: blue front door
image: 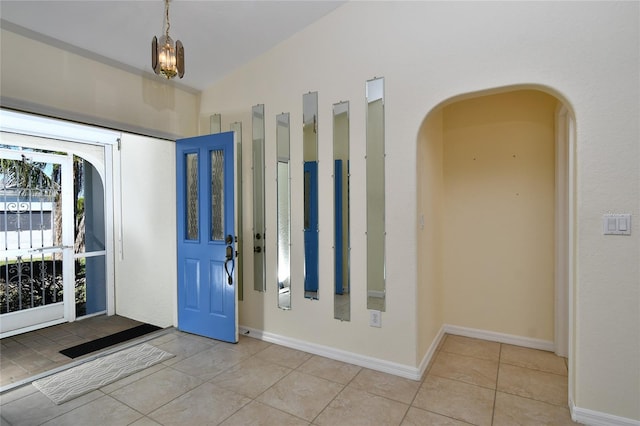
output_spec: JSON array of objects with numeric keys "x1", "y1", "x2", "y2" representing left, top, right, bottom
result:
[{"x1": 176, "y1": 132, "x2": 237, "y2": 343}]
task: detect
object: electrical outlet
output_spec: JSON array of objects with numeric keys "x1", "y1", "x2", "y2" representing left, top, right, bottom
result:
[{"x1": 369, "y1": 310, "x2": 382, "y2": 328}]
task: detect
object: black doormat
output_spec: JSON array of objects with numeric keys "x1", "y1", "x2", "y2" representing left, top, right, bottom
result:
[{"x1": 59, "y1": 324, "x2": 162, "y2": 359}]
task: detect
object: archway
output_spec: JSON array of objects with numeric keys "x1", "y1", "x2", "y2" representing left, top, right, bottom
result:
[{"x1": 417, "y1": 86, "x2": 575, "y2": 357}]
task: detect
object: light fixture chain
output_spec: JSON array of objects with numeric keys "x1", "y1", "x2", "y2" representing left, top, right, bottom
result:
[{"x1": 165, "y1": 0, "x2": 171, "y2": 38}]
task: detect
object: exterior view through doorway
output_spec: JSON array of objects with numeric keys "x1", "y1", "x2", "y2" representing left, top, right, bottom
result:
[{"x1": 0, "y1": 111, "x2": 117, "y2": 338}]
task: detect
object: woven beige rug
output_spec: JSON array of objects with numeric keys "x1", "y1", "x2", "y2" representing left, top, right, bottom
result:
[{"x1": 33, "y1": 343, "x2": 173, "y2": 404}]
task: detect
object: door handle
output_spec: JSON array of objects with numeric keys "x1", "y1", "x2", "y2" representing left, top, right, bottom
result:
[
  {"x1": 224, "y1": 234, "x2": 235, "y2": 285},
  {"x1": 225, "y1": 245, "x2": 234, "y2": 285}
]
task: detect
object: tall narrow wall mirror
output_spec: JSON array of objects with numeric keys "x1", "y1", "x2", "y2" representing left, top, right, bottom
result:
[
  {"x1": 303, "y1": 92, "x2": 319, "y2": 300},
  {"x1": 277, "y1": 113, "x2": 291, "y2": 309},
  {"x1": 210, "y1": 114, "x2": 221, "y2": 133},
  {"x1": 230, "y1": 121, "x2": 243, "y2": 300},
  {"x1": 333, "y1": 101, "x2": 350, "y2": 321},
  {"x1": 366, "y1": 78, "x2": 385, "y2": 311},
  {"x1": 252, "y1": 104, "x2": 266, "y2": 292}
]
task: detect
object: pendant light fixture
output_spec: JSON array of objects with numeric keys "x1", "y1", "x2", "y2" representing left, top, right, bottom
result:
[{"x1": 152, "y1": 0, "x2": 184, "y2": 79}]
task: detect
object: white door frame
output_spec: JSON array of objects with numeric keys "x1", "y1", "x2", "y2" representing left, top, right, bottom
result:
[{"x1": 555, "y1": 104, "x2": 576, "y2": 359}]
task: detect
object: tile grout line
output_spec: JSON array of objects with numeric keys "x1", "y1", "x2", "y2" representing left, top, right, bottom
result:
[
  {"x1": 108, "y1": 337, "x2": 233, "y2": 423},
  {"x1": 490, "y1": 343, "x2": 503, "y2": 426},
  {"x1": 401, "y1": 338, "x2": 442, "y2": 426},
  {"x1": 403, "y1": 335, "x2": 480, "y2": 426},
  {"x1": 294, "y1": 353, "x2": 344, "y2": 425},
  {"x1": 318, "y1": 363, "x2": 368, "y2": 422},
  {"x1": 231, "y1": 344, "x2": 303, "y2": 421}
]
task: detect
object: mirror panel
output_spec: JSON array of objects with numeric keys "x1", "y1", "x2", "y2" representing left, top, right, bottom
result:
[
  {"x1": 303, "y1": 92, "x2": 319, "y2": 300},
  {"x1": 333, "y1": 101, "x2": 350, "y2": 321},
  {"x1": 252, "y1": 104, "x2": 266, "y2": 292},
  {"x1": 277, "y1": 113, "x2": 291, "y2": 309},
  {"x1": 366, "y1": 78, "x2": 385, "y2": 311},
  {"x1": 210, "y1": 113, "x2": 222, "y2": 133},
  {"x1": 230, "y1": 121, "x2": 243, "y2": 300}
]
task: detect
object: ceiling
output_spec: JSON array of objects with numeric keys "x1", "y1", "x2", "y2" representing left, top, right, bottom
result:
[{"x1": 0, "y1": 1, "x2": 345, "y2": 92}]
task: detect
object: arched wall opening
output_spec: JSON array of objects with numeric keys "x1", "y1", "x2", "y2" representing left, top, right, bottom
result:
[{"x1": 416, "y1": 85, "x2": 576, "y2": 368}]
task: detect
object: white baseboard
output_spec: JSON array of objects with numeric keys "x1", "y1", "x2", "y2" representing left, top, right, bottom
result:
[
  {"x1": 414, "y1": 323, "x2": 554, "y2": 380},
  {"x1": 570, "y1": 400, "x2": 640, "y2": 426},
  {"x1": 417, "y1": 326, "x2": 446, "y2": 378},
  {"x1": 239, "y1": 324, "x2": 639, "y2": 426},
  {"x1": 239, "y1": 325, "x2": 422, "y2": 380},
  {"x1": 443, "y1": 324, "x2": 555, "y2": 352},
  {"x1": 239, "y1": 323, "x2": 555, "y2": 383}
]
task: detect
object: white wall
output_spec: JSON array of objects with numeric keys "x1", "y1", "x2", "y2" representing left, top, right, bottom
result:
[
  {"x1": 417, "y1": 108, "x2": 445, "y2": 362},
  {"x1": 0, "y1": 29, "x2": 200, "y2": 139},
  {"x1": 1, "y1": 26, "x2": 191, "y2": 329},
  {"x1": 201, "y1": 2, "x2": 639, "y2": 421},
  {"x1": 441, "y1": 90, "x2": 557, "y2": 342}
]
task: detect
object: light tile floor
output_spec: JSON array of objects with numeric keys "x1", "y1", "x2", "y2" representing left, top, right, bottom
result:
[
  {"x1": 1, "y1": 331, "x2": 578, "y2": 425},
  {"x1": 1, "y1": 316, "x2": 144, "y2": 389}
]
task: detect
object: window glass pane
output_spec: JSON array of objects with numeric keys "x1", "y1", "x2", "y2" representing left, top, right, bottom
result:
[
  {"x1": 185, "y1": 153, "x2": 199, "y2": 240},
  {"x1": 74, "y1": 157, "x2": 106, "y2": 253},
  {"x1": 75, "y1": 255, "x2": 106, "y2": 317},
  {"x1": 211, "y1": 149, "x2": 224, "y2": 241},
  {"x1": 0, "y1": 256, "x2": 62, "y2": 314}
]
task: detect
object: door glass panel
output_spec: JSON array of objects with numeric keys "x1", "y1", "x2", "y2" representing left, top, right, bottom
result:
[
  {"x1": 210, "y1": 149, "x2": 225, "y2": 241},
  {"x1": 75, "y1": 159, "x2": 105, "y2": 252},
  {"x1": 75, "y1": 255, "x2": 106, "y2": 317},
  {"x1": 74, "y1": 157, "x2": 107, "y2": 317},
  {"x1": 185, "y1": 152, "x2": 199, "y2": 240}
]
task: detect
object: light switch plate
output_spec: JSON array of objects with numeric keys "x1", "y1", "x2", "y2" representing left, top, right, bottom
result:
[{"x1": 603, "y1": 214, "x2": 631, "y2": 235}]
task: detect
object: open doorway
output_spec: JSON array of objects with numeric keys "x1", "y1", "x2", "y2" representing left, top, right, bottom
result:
[
  {"x1": 417, "y1": 87, "x2": 574, "y2": 357},
  {"x1": 0, "y1": 110, "x2": 119, "y2": 338}
]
